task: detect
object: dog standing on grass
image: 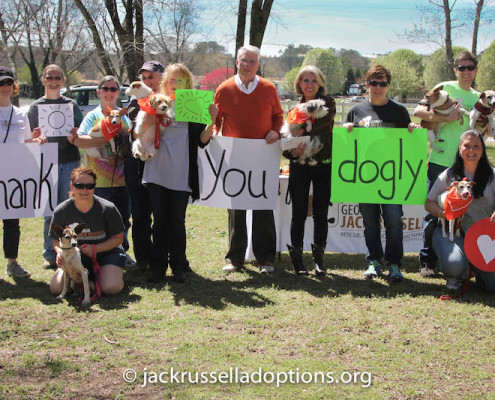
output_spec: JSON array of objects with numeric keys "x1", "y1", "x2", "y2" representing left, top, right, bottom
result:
[
  {"x1": 437, "y1": 179, "x2": 474, "y2": 242},
  {"x1": 52, "y1": 224, "x2": 90, "y2": 306}
]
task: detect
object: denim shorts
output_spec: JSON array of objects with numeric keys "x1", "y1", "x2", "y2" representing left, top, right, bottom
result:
[{"x1": 81, "y1": 246, "x2": 126, "y2": 280}]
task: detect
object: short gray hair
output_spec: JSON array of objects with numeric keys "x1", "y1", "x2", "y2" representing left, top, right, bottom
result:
[{"x1": 237, "y1": 45, "x2": 261, "y2": 61}]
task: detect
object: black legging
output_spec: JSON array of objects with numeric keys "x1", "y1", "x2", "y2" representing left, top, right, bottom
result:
[
  {"x1": 3, "y1": 219, "x2": 20, "y2": 259},
  {"x1": 289, "y1": 163, "x2": 331, "y2": 248}
]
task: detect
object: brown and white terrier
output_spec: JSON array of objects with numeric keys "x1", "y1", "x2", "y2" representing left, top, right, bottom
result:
[
  {"x1": 52, "y1": 224, "x2": 91, "y2": 306},
  {"x1": 466, "y1": 90, "x2": 495, "y2": 140},
  {"x1": 86, "y1": 108, "x2": 127, "y2": 159},
  {"x1": 418, "y1": 86, "x2": 465, "y2": 153},
  {"x1": 437, "y1": 179, "x2": 474, "y2": 242}
]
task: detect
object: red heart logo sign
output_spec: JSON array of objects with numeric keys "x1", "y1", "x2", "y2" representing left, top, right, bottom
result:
[{"x1": 465, "y1": 218, "x2": 495, "y2": 272}]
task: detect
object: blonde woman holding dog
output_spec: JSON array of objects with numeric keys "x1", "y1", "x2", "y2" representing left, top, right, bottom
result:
[
  {"x1": 142, "y1": 63, "x2": 218, "y2": 283},
  {"x1": 425, "y1": 129, "x2": 495, "y2": 292},
  {"x1": 49, "y1": 167, "x2": 125, "y2": 297},
  {"x1": 0, "y1": 66, "x2": 47, "y2": 279},
  {"x1": 283, "y1": 65, "x2": 336, "y2": 276}
]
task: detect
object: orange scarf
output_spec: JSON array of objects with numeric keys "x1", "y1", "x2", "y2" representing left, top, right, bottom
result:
[
  {"x1": 138, "y1": 96, "x2": 156, "y2": 115},
  {"x1": 101, "y1": 118, "x2": 121, "y2": 141},
  {"x1": 444, "y1": 185, "x2": 473, "y2": 221},
  {"x1": 287, "y1": 107, "x2": 313, "y2": 125}
]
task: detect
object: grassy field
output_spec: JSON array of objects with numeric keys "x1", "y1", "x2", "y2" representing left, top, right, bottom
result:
[{"x1": 1, "y1": 145, "x2": 494, "y2": 400}]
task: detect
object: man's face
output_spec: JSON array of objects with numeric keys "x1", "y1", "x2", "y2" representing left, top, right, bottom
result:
[
  {"x1": 454, "y1": 60, "x2": 477, "y2": 86},
  {"x1": 140, "y1": 71, "x2": 163, "y2": 92},
  {"x1": 236, "y1": 50, "x2": 260, "y2": 83}
]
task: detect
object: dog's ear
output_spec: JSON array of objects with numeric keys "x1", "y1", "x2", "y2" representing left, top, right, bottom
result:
[
  {"x1": 451, "y1": 181, "x2": 459, "y2": 187},
  {"x1": 435, "y1": 85, "x2": 443, "y2": 92},
  {"x1": 480, "y1": 92, "x2": 486, "y2": 100},
  {"x1": 149, "y1": 95, "x2": 156, "y2": 107},
  {"x1": 119, "y1": 108, "x2": 128, "y2": 116},
  {"x1": 74, "y1": 223, "x2": 86, "y2": 235},
  {"x1": 51, "y1": 224, "x2": 63, "y2": 238},
  {"x1": 102, "y1": 109, "x2": 111, "y2": 117}
]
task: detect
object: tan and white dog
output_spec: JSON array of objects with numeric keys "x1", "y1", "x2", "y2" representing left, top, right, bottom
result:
[
  {"x1": 418, "y1": 86, "x2": 465, "y2": 153},
  {"x1": 132, "y1": 93, "x2": 173, "y2": 161},
  {"x1": 126, "y1": 80, "x2": 153, "y2": 100},
  {"x1": 465, "y1": 90, "x2": 495, "y2": 140},
  {"x1": 438, "y1": 180, "x2": 474, "y2": 242},
  {"x1": 85, "y1": 108, "x2": 127, "y2": 159},
  {"x1": 52, "y1": 224, "x2": 90, "y2": 305},
  {"x1": 280, "y1": 99, "x2": 328, "y2": 166}
]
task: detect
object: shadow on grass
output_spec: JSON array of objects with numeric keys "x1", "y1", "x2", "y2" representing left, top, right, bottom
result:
[
  {"x1": 121, "y1": 252, "x2": 495, "y2": 310},
  {"x1": 0, "y1": 275, "x2": 141, "y2": 312}
]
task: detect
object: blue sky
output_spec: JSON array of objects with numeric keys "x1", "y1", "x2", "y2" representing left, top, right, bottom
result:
[{"x1": 203, "y1": 0, "x2": 495, "y2": 57}]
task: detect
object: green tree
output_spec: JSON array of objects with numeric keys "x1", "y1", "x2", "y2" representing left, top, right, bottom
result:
[
  {"x1": 423, "y1": 46, "x2": 469, "y2": 90},
  {"x1": 477, "y1": 40, "x2": 495, "y2": 91},
  {"x1": 344, "y1": 67, "x2": 355, "y2": 95},
  {"x1": 283, "y1": 65, "x2": 300, "y2": 93},
  {"x1": 301, "y1": 48, "x2": 345, "y2": 95},
  {"x1": 375, "y1": 49, "x2": 423, "y2": 98}
]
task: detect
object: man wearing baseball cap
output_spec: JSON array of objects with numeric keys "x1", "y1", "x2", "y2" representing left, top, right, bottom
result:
[{"x1": 124, "y1": 61, "x2": 165, "y2": 273}]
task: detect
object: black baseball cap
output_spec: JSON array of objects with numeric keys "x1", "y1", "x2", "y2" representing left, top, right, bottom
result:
[
  {"x1": 0, "y1": 66, "x2": 15, "y2": 82},
  {"x1": 139, "y1": 61, "x2": 165, "y2": 74}
]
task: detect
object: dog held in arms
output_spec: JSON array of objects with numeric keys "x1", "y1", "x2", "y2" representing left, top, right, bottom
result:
[
  {"x1": 280, "y1": 99, "x2": 329, "y2": 166},
  {"x1": 418, "y1": 85, "x2": 465, "y2": 153},
  {"x1": 132, "y1": 91, "x2": 173, "y2": 161},
  {"x1": 465, "y1": 90, "x2": 495, "y2": 140},
  {"x1": 51, "y1": 224, "x2": 91, "y2": 305},
  {"x1": 85, "y1": 108, "x2": 127, "y2": 159},
  {"x1": 437, "y1": 179, "x2": 474, "y2": 242}
]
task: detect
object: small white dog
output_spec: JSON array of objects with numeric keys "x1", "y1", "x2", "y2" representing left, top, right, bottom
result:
[
  {"x1": 126, "y1": 80, "x2": 153, "y2": 100},
  {"x1": 438, "y1": 179, "x2": 474, "y2": 242},
  {"x1": 281, "y1": 99, "x2": 328, "y2": 166},
  {"x1": 52, "y1": 224, "x2": 91, "y2": 306},
  {"x1": 465, "y1": 90, "x2": 495, "y2": 140},
  {"x1": 85, "y1": 108, "x2": 127, "y2": 159},
  {"x1": 132, "y1": 93, "x2": 173, "y2": 161}
]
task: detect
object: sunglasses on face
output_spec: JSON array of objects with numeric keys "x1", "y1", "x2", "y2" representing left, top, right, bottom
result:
[
  {"x1": 368, "y1": 80, "x2": 388, "y2": 88},
  {"x1": 100, "y1": 86, "x2": 119, "y2": 92},
  {"x1": 45, "y1": 76, "x2": 62, "y2": 81},
  {"x1": 73, "y1": 182, "x2": 96, "y2": 190},
  {"x1": 456, "y1": 65, "x2": 476, "y2": 72},
  {"x1": 0, "y1": 80, "x2": 14, "y2": 87}
]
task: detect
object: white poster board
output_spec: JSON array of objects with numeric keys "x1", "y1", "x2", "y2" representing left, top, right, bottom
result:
[
  {"x1": 197, "y1": 136, "x2": 280, "y2": 210},
  {"x1": 246, "y1": 176, "x2": 424, "y2": 258},
  {"x1": 0, "y1": 143, "x2": 58, "y2": 218},
  {"x1": 38, "y1": 103, "x2": 74, "y2": 137}
]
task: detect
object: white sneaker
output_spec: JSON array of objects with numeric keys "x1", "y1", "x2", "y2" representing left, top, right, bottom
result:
[
  {"x1": 6, "y1": 261, "x2": 31, "y2": 278},
  {"x1": 222, "y1": 263, "x2": 242, "y2": 273},
  {"x1": 260, "y1": 263, "x2": 275, "y2": 274},
  {"x1": 125, "y1": 254, "x2": 136, "y2": 267},
  {"x1": 420, "y1": 267, "x2": 436, "y2": 277}
]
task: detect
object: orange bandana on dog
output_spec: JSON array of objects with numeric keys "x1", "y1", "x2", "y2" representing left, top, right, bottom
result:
[
  {"x1": 287, "y1": 107, "x2": 314, "y2": 125},
  {"x1": 101, "y1": 118, "x2": 121, "y2": 141},
  {"x1": 138, "y1": 96, "x2": 157, "y2": 115},
  {"x1": 444, "y1": 185, "x2": 473, "y2": 221}
]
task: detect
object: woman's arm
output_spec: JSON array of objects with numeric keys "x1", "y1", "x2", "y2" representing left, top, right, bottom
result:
[
  {"x1": 200, "y1": 104, "x2": 219, "y2": 144},
  {"x1": 425, "y1": 198, "x2": 446, "y2": 219}
]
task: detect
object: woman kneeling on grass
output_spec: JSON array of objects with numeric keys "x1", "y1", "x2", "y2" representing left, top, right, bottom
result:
[
  {"x1": 50, "y1": 167, "x2": 125, "y2": 297},
  {"x1": 425, "y1": 129, "x2": 495, "y2": 292}
]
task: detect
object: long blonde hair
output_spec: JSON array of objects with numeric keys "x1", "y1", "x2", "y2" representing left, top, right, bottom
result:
[{"x1": 160, "y1": 63, "x2": 194, "y2": 96}]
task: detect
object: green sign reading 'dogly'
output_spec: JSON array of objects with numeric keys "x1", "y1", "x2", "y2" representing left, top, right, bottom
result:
[{"x1": 331, "y1": 127, "x2": 428, "y2": 205}]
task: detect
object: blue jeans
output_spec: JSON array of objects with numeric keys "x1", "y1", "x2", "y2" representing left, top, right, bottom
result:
[
  {"x1": 94, "y1": 186, "x2": 131, "y2": 252},
  {"x1": 432, "y1": 226, "x2": 495, "y2": 292},
  {"x1": 43, "y1": 160, "x2": 80, "y2": 262},
  {"x1": 359, "y1": 203, "x2": 403, "y2": 266}
]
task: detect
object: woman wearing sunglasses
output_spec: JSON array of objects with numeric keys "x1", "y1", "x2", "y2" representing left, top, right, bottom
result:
[
  {"x1": 71, "y1": 76, "x2": 132, "y2": 264},
  {"x1": 27, "y1": 64, "x2": 84, "y2": 270},
  {"x1": 344, "y1": 64, "x2": 418, "y2": 283},
  {"x1": 49, "y1": 167, "x2": 125, "y2": 297},
  {"x1": 0, "y1": 66, "x2": 46, "y2": 279}
]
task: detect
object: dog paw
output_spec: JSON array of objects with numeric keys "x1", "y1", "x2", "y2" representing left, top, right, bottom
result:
[
  {"x1": 56, "y1": 294, "x2": 66, "y2": 301},
  {"x1": 81, "y1": 299, "x2": 91, "y2": 306}
]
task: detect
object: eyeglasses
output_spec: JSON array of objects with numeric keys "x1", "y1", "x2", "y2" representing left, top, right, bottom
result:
[
  {"x1": 100, "y1": 86, "x2": 119, "y2": 92},
  {"x1": 73, "y1": 182, "x2": 96, "y2": 190},
  {"x1": 45, "y1": 76, "x2": 63, "y2": 81},
  {"x1": 0, "y1": 80, "x2": 14, "y2": 87},
  {"x1": 368, "y1": 80, "x2": 389, "y2": 88},
  {"x1": 456, "y1": 65, "x2": 476, "y2": 72},
  {"x1": 238, "y1": 58, "x2": 258, "y2": 66}
]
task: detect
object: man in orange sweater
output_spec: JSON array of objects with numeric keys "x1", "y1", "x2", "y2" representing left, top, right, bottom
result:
[{"x1": 214, "y1": 45, "x2": 283, "y2": 274}]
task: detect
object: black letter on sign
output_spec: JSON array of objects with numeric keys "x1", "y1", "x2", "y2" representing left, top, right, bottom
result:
[
  {"x1": 38, "y1": 154, "x2": 55, "y2": 211},
  {"x1": 201, "y1": 149, "x2": 225, "y2": 201},
  {"x1": 248, "y1": 170, "x2": 267, "y2": 198},
  {"x1": 223, "y1": 169, "x2": 246, "y2": 197}
]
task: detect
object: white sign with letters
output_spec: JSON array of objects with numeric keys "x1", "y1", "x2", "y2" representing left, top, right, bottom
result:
[
  {"x1": 197, "y1": 136, "x2": 280, "y2": 210},
  {"x1": 0, "y1": 143, "x2": 58, "y2": 218}
]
